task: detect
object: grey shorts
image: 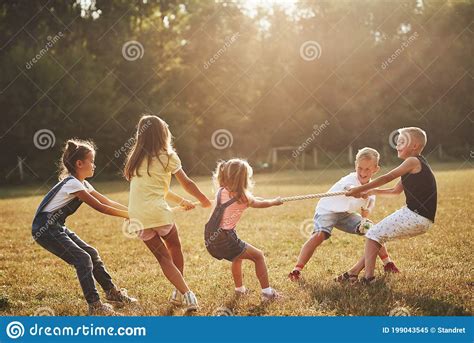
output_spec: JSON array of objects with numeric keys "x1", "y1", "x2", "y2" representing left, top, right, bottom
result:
[{"x1": 313, "y1": 212, "x2": 363, "y2": 239}]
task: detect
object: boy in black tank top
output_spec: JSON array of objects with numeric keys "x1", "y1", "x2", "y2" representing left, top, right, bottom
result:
[{"x1": 342, "y1": 127, "x2": 437, "y2": 283}]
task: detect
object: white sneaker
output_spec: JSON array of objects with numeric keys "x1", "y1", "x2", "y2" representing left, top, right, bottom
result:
[
  {"x1": 183, "y1": 291, "x2": 199, "y2": 312},
  {"x1": 234, "y1": 286, "x2": 249, "y2": 296},
  {"x1": 169, "y1": 288, "x2": 184, "y2": 306},
  {"x1": 261, "y1": 288, "x2": 281, "y2": 302}
]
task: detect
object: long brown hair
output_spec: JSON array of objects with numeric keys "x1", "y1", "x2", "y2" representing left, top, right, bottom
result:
[
  {"x1": 213, "y1": 158, "x2": 254, "y2": 203},
  {"x1": 58, "y1": 138, "x2": 96, "y2": 180},
  {"x1": 124, "y1": 114, "x2": 174, "y2": 180}
]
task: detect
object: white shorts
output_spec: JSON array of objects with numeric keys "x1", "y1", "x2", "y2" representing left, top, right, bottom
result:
[
  {"x1": 138, "y1": 224, "x2": 175, "y2": 241},
  {"x1": 365, "y1": 206, "x2": 433, "y2": 244}
]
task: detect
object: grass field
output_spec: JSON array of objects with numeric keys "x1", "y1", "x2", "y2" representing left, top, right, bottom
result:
[{"x1": 0, "y1": 162, "x2": 472, "y2": 316}]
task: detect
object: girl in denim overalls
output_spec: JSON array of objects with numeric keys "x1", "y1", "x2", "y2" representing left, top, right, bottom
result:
[
  {"x1": 32, "y1": 139, "x2": 137, "y2": 315},
  {"x1": 205, "y1": 159, "x2": 283, "y2": 301}
]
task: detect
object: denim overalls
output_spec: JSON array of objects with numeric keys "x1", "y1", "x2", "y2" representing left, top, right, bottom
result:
[
  {"x1": 204, "y1": 188, "x2": 247, "y2": 261},
  {"x1": 32, "y1": 176, "x2": 114, "y2": 304}
]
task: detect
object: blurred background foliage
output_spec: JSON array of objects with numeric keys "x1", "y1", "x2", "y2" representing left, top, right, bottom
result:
[{"x1": 0, "y1": 0, "x2": 472, "y2": 183}]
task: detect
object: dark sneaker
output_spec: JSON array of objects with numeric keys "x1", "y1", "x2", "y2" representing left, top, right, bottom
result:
[
  {"x1": 360, "y1": 276, "x2": 376, "y2": 285},
  {"x1": 105, "y1": 288, "x2": 138, "y2": 306},
  {"x1": 384, "y1": 262, "x2": 400, "y2": 273},
  {"x1": 334, "y1": 272, "x2": 358, "y2": 283},
  {"x1": 288, "y1": 270, "x2": 301, "y2": 281}
]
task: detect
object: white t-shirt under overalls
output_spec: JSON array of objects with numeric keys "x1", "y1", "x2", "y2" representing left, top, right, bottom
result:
[{"x1": 42, "y1": 177, "x2": 95, "y2": 213}]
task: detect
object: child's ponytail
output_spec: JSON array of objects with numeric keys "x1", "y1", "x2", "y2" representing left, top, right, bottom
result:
[
  {"x1": 58, "y1": 139, "x2": 96, "y2": 180},
  {"x1": 213, "y1": 160, "x2": 227, "y2": 189}
]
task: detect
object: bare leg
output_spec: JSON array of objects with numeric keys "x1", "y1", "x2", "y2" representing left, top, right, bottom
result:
[
  {"x1": 143, "y1": 235, "x2": 189, "y2": 294},
  {"x1": 364, "y1": 238, "x2": 382, "y2": 279},
  {"x1": 162, "y1": 225, "x2": 184, "y2": 274},
  {"x1": 378, "y1": 244, "x2": 390, "y2": 262},
  {"x1": 349, "y1": 243, "x2": 391, "y2": 276},
  {"x1": 236, "y1": 244, "x2": 269, "y2": 289},
  {"x1": 295, "y1": 232, "x2": 327, "y2": 269},
  {"x1": 348, "y1": 256, "x2": 365, "y2": 276},
  {"x1": 231, "y1": 258, "x2": 243, "y2": 288}
]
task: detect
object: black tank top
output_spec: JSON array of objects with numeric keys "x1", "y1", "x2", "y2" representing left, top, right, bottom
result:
[{"x1": 401, "y1": 155, "x2": 437, "y2": 222}]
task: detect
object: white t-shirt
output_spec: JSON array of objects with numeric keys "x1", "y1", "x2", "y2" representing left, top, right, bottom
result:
[
  {"x1": 42, "y1": 177, "x2": 95, "y2": 212},
  {"x1": 315, "y1": 172, "x2": 375, "y2": 215}
]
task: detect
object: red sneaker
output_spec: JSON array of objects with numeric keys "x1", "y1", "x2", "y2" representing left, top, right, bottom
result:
[
  {"x1": 384, "y1": 262, "x2": 400, "y2": 273},
  {"x1": 288, "y1": 270, "x2": 301, "y2": 281}
]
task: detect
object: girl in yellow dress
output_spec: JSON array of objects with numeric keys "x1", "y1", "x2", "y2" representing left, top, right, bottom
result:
[{"x1": 124, "y1": 114, "x2": 211, "y2": 312}]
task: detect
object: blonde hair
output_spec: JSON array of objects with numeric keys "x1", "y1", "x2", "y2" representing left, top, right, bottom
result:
[
  {"x1": 398, "y1": 127, "x2": 427, "y2": 151},
  {"x1": 355, "y1": 147, "x2": 380, "y2": 165},
  {"x1": 213, "y1": 158, "x2": 254, "y2": 203}
]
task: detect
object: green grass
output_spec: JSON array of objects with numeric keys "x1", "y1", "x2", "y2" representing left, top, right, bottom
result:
[{"x1": 0, "y1": 163, "x2": 472, "y2": 316}]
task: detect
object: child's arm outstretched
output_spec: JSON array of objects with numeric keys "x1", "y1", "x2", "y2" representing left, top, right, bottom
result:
[
  {"x1": 346, "y1": 157, "x2": 420, "y2": 198},
  {"x1": 249, "y1": 196, "x2": 283, "y2": 208},
  {"x1": 366, "y1": 180, "x2": 404, "y2": 198},
  {"x1": 90, "y1": 190, "x2": 128, "y2": 211},
  {"x1": 75, "y1": 190, "x2": 129, "y2": 218},
  {"x1": 165, "y1": 190, "x2": 196, "y2": 210},
  {"x1": 174, "y1": 169, "x2": 212, "y2": 208}
]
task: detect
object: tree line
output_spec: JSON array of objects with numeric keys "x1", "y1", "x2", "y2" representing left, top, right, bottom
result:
[{"x1": 1, "y1": 0, "x2": 472, "y2": 184}]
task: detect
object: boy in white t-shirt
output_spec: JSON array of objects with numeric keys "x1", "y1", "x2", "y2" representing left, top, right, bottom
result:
[{"x1": 288, "y1": 148, "x2": 399, "y2": 282}]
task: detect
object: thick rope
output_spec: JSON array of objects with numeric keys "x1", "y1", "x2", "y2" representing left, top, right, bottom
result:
[
  {"x1": 170, "y1": 191, "x2": 350, "y2": 211},
  {"x1": 280, "y1": 191, "x2": 346, "y2": 202}
]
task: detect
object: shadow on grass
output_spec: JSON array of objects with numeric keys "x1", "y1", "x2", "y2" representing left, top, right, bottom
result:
[
  {"x1": 298, "y1": 277, "x2": 471, "y2": 316},
  {"x1": 210, "y1": 292, "x2": 272, "y2": 316}
]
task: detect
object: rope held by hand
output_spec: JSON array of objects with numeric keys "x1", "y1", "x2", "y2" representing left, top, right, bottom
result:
[{"x1": 280, "y1": 191, "x2": 347, "y2": 202}]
